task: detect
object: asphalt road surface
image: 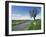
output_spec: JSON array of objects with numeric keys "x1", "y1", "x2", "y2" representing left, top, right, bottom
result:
[{"x1": 12, "y1": 21, "x2": 31, "y2": 31}]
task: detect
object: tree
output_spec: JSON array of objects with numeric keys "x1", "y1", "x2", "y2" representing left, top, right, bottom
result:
[{"x1": 29, "y1": 8, "x2": 38, "y2": 21}]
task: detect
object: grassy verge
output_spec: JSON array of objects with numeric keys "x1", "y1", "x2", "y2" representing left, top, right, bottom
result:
[
  {"x1": 12, "y1": 20, "x2": 30, "y2": 26},
  {"x1": 12, "y1": 20, "x2": 23, "y2": 26},
  {"x1": 27, "y1": 19, "x2": 41, "y2": 30}
]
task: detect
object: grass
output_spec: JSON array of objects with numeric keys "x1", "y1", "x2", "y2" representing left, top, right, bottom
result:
[
  {"x1": 12, "y1": 19, "x2": 41, "y2": 30},
  {"x1": 12, "y1": 20, "x2": 28, "y2": 26},
  {"x1": 12, "y1": 20, "x2": 23, "y2": 26},
  {"x1": 27, "y1": 19, "x2": 41, "y2": 30}
]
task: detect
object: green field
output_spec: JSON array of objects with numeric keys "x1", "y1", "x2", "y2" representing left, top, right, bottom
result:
[
  {"x1": 12, "y1": 20, "x2": 27, "y2": 26},
  {"x1": 12, "y1": 20, "x2": 22, "y2": 26},
  {"x1": 12, "y1": 19, "x2": 41, "y2": 30}
]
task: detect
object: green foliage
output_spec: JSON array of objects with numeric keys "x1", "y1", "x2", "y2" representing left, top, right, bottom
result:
[
  {"x1": 12, "y1": 19, "x2": 41, "y2": 30},
  {"x1": 29, "y1": 8, "x2": 38, "y2": 20},
  {"x1": 12, "y1": 20, "x2": 29, "y2": 26},
  {"x1": 12, "y1": 20, "x2": 23, "y2": 26},
  {"x1": 28, "y1": 19, "x2": 41, "y2": 30}
]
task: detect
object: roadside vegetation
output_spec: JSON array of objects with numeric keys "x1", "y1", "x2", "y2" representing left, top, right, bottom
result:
[
  {"x1": 12, "y1": 19, "x2": 41, "y2": 30},
  {"x1": 12, "y1": 20, "x2": 30, "y2": 26},
  {"x1": 12, "y1": 20, "x2": 23, "y2": 26},
  {"x1": 27, "y1": 19, "x2": 41, "y2": 30}
]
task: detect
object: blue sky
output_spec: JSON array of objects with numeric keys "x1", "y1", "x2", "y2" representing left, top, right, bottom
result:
[{"x1": 11, "y1": 5, "x2": 41, "y2": 20}]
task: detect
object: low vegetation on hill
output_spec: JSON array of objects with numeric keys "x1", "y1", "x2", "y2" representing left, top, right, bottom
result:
[{"x1": 27, "y1": 19, "x2": 41, "y2": 30}]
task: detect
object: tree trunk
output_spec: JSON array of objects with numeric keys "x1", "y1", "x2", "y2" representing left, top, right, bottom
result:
[{"x1": 34, "y1": 17, "x2": 35, "y2": 21}]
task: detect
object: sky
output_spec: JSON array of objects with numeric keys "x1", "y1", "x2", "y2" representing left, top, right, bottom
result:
[{"x1": 11, "y1": 5, "x2": 41, "y2": 20}]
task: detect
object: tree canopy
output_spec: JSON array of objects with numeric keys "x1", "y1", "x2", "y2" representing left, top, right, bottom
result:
[{"x1": 29, "y1": 8, "x2": 39, "y2": 20}]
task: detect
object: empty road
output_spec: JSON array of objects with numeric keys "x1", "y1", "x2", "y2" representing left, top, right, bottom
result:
[{"x1": 12, "y1": 21, "x2": 31, "y2": 31}]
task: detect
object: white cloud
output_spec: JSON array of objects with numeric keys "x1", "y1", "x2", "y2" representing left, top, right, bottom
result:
[
  {"x1": 18, "y1": 16, "x2": 33, "y2": 20},
  {"x1": 36, "y1": 16, "x2": 41, "y2": 19},
  {"x1": 35, "y1": 15, "x2": 41, "y2": 19},
  {"x1": 12, "y1": 14, "x2": 34, "y2": 20},
  {"x1": 12, "y1": 14, "x2": 41, "y2": 20}
]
